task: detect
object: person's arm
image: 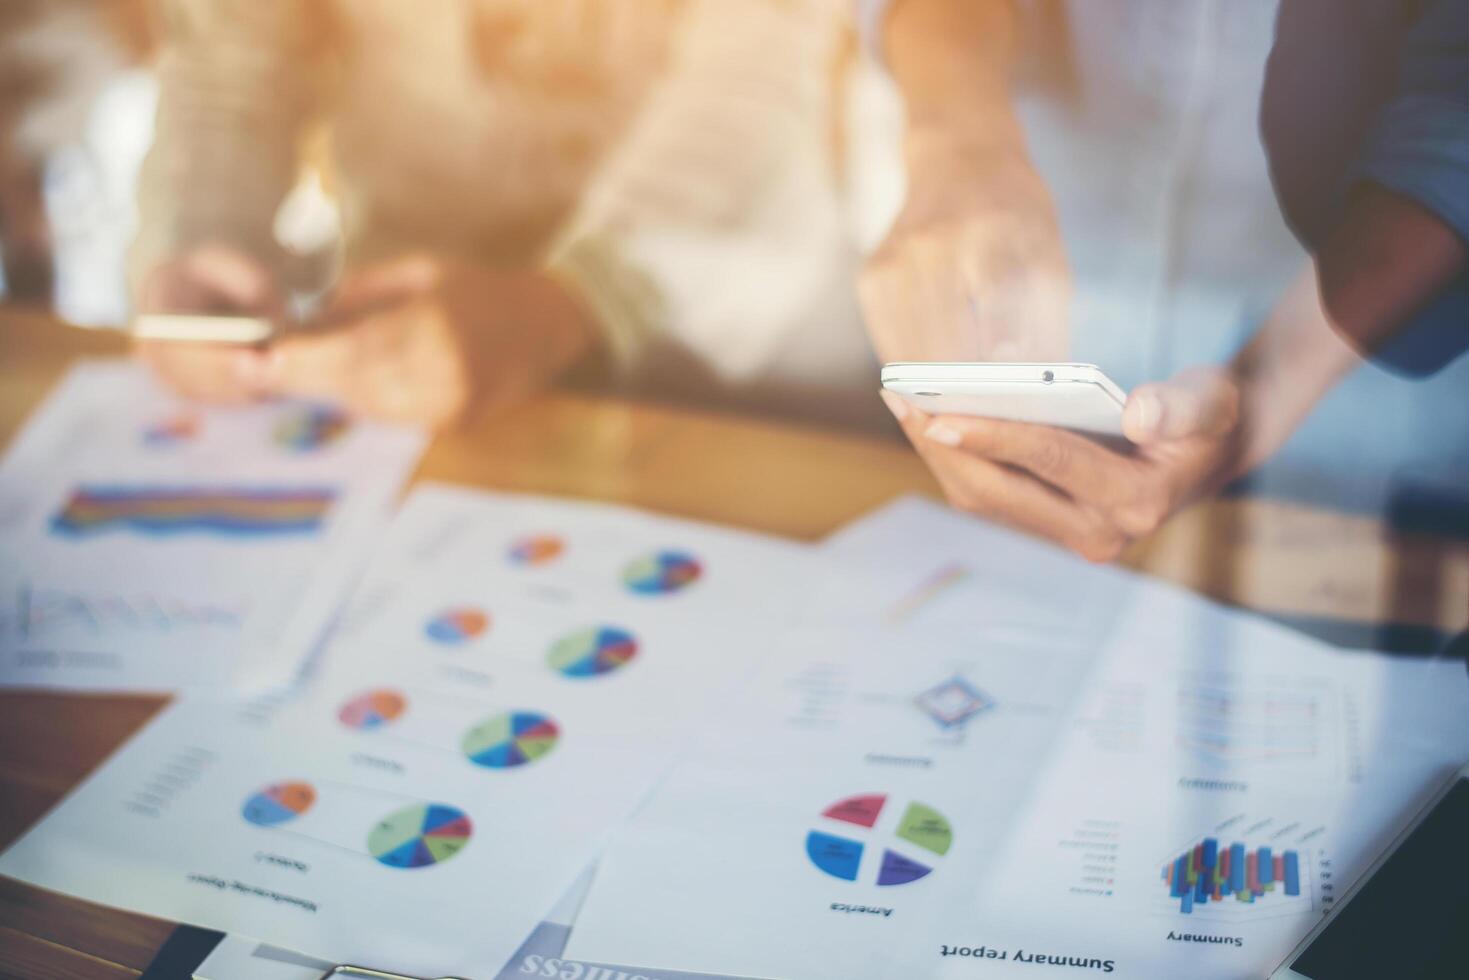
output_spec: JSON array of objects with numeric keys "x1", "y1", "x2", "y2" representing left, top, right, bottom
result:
[
  {"x1": 128, "y1": 0, "x2": 329, "y2": 403},
  {"x1": 860, "y1": 0, "x2": 1069, "y2": 364},
  {"x1": 881, "y1": 0, "x2": 1017, "y2": 133},
  {"x1": 1265, "y1": 0, "x2": 1469, "y2": 372},
  {"x1": 130, "y1": 0, "x2": 326, "y2": 299},
  {"x1": 1316, "y1": 183, "x2": 1468, "y2": 357},
  {"x1": 222, "y1": 0, "x2": 848, "y2": 427}
]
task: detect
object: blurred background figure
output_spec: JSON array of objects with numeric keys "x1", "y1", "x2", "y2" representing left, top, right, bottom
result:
[
  {"x1": 1263, "y1": 0, "x2": 1469, "y2": 375},
  {"x1": 129, "y1": 0, "x2": 905, "y2": 429},
  {"x1": 3, "y1": 0, "x2": 1462, "y2": 562},
  {"x1": 0, "y1": 0, "x2": 151, "y2": 311},
  {"x1": 863, "y1": 0, "x2": 1469, "y2": 558}
]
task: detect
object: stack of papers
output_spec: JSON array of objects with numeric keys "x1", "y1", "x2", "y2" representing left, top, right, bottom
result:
[
  {"x1": 0, "y1": 366, "x2": 1464, "y2": 980},
  {"x1": 0, "y1": 362, "x2": 425, "y2": 691},
  {"x1": 0, "y1": 479, "x2": 811, "y2": 976},
  {"x1": 562, "y1": 501, "x2": 1469, "y2": 980}
]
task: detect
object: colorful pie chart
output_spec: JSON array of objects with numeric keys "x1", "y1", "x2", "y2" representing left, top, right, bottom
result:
[
  {"x1": 368, "y1": 803, "x2": 473, "y2": 869},
  {"x1": 275, "y1": 404, "x2": 349, "y2": 452},
  {"x1": 806, "y1": 793, "x2": 952, "y2": 886},
  {"x1": 547, "y1": 626, "x2": 639, "y2": 678},
  {"x1": 241, "y1": 781, "x2": 317, "y2": 826},
  {"x1": 338, "y1": 688, "x2": 407, "y2": 730},
  {"x1": 424, "y1": 607, "x2": 490, "y2": 645},
  {"x1": 462, "y1": 711, "x2": 560, "y2": 769},
  {"x1": 509, "y1": 534, "x2": 564, "y2": 566},
  {"x1": 622, "y1": 550, "x2": 702, "y2": 595}
]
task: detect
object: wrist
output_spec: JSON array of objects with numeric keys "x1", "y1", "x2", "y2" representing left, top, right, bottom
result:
[
  {"x1": 903, "y1": 123, "x2": 1035, "y2": 178},
  {"x1": 447, "y1": 266, "x2": 600, "y2": 400}
]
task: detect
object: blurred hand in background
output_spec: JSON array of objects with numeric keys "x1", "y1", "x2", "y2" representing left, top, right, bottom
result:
[
  {"x1": 261, "y1": 256, "x2": 597, "y2": 428},
  {"x1": 135, "y1": 249, "x2": 597, "y2": 428},
  {"x1": 133, "y1": 244, "x2": 283, "y2": 403}
]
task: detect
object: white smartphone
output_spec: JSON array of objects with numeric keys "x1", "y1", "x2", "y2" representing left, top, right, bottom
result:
[
  {"x1": 131, "y1": 313, "x2": 276, "y2": 345},
  {"x1": 1269, "y1": 762, "x2": 1469, "y2": 980},
  {"x1": 881, "y1": 362, "x2": 1127, "y2": 437}
]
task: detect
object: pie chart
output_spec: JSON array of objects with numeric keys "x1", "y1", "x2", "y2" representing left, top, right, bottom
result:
[
  {"x1": 368, "y1": 803, "x2": 473, "y2": 870},
  {"x1": 509, "y1": 534, "x2": 564, "y2": 566},
  {"x1": 275, "y1": 404, "x2": 349, "y2": 452},
  {"x1": 547, "y1": 626, "x2": 638, "y2": 678},
  {"x1": 338, "y1": 688, "x2": 407, "y2": 730},
  {"x1": 622, "y1": 550, "x2": 702, "y2": 595},
  {"x1": 241, "y1": 781, "x2": 316, "y2": 826},
  {"x1": 462, "y1": 711, "x2": 560, "y2": 769},
  {"x1": 805, "y1": 793, "x2": 952, "y2": 886},
  {"x1": 424, "y1": 607, "x2": 490, "y2": 645}
]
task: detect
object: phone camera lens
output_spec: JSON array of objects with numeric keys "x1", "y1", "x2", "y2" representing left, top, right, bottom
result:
[{"x1": 1041, "y1": 370, "x2": 1055, "y2": 384}]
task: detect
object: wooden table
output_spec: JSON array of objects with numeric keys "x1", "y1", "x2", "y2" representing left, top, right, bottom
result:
[{"x1": 1, "y1": 307, "x2": 1464, "y2": 978}]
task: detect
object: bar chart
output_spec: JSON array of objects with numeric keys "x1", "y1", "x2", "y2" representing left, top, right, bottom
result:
[
  {"x1": 1162, "y1": 839, "x2": 1300, "y2": 913},
  {"x1": 1155, "y1": 815, "x2": 1322, "y2": 920}
]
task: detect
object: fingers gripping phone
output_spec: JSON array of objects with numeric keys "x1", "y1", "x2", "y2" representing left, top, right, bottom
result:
[
  {"x1": 1270, "y1": 763, "x2": 1469, "y2": 980},
  {"x1": 881, "y1": 362, "x2": 1127, "y2": 437}
]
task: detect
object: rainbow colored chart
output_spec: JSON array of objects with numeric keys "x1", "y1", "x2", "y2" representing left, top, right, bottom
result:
[
  {"x1": 508, "y1": 534, "x2": 564, "y2": 566},
  {"x1": 274, "y1": 404, "x2": 350, "y2": 452},
  {"x1": 142, "y1": 413, "x2": 200, "y2": 447},
  {"x1": 241, "y1": 781, "x2": 317, "y2": 826},
  {"x1": 806, "y1": 793, "x2": 953, "y2": 886},
  {"x1": 368, "y1": 803, "x2": 473, "y2": 869},
  {"x1": 1162, "y1": 837, "x2": 1302, "y2": 914},
  {"x1": 338, "y1": 689, "x2": 408, "y2": 730},
  {"x1": 462, "y1": 711, "x2": 559, "y2": 769},
  {"x1": 546, "y1": 626, "x2": 638, "y2": 677},
  {"x1": 622, "y1": 550, "x2": 702, "y2": 595},
  {"x1": 50, "y1": 486, "x2": 336, "y2": 537},
  {"x1": 424, "y1": 607, "x2": 490, "y2": 645}
]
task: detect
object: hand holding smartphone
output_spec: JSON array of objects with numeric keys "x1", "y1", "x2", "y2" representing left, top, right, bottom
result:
[{"x1": 131, "y1": 242, "x2": 337, "y2": 347}]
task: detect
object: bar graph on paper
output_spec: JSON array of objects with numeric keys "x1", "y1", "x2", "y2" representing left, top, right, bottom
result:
[{"x1": 1156, "y1": 815, "x2": 1330, "y2": 921}]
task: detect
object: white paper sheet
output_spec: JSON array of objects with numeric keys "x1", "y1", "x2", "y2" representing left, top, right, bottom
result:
[
  {"x1": 0, "y1": 361, "x2": 426, "y2": 691},
  {"x1": 195, "y1": 869, "x2": 759, "y2": 980},
  {"x1": 920, "y1": 652, "x2": 1469, "y2": 980},
  {"x1": 560, "y1": 573, "x2": 1116, "y2": 978},
  {"x1": 563, "y1": 497, "x2": 1469, "y2": 980},
  {"x1": 0, "y1": 484, "x2": 813, "y2": 977}
]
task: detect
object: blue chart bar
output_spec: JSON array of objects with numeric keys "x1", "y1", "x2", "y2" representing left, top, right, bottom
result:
[
  {"x1": 1164, "y1": 839, "x2": 1305, "y2": 913},
  {"x1": 1230, "y1": 843, "x2": 1246, "y2": 894},
  {"x1": 1284, "y1": 851, "x2": 1301, "y2": 896}
]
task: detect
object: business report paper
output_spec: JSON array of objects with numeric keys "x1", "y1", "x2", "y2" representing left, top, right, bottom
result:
[
  {"x1": 196, "y1": 869, "x2": 758, "y2": 980},
  {"x1": 0, "y1": 485, "x2": 812, "y2": 976},
  {"x1": 564, "y1": 498, "x2": 1469, "y2": 980},
  {"x1": 562, "y1": 558, "x2": 1117, "y2": 979},
  {"x1": 0, "y1": 360, "x2": 425, "y2": 691}
]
